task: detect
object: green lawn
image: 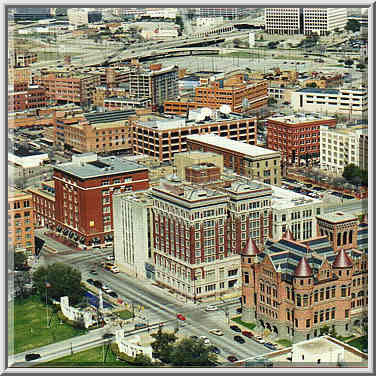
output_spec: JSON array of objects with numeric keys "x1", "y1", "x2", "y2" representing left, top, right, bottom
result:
[
  {"x1": 231, "y1": 316, "x2": 256, "y2": 330},
  {"x1": 276, "y1": 339, "x2": 292, "y2": 347},
  {"x1": 9, "y1": 295, "x2": 87, "y2": 355},
  {"x1": 35, "y1": 345, "x2": 134, "y2": 368},
  {"x1": 117, "y1": 310, "x2": 133, "y2": 320},
  {"x1": 348, "y1": 336, "x2": 368, "y2": 352}
]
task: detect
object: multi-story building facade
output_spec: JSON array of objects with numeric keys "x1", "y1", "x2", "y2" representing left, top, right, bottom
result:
[
  {"x1": 267, "y1": 114, "x2": 337, "y2": 166},
  {"x1": 303, "y1": 8, "x2": 348, "y2": 35},
  {"x1": 320, "y1": 124, "x2": 368, "y2": 175},
  {"x1": 67, "y1": 8, "x2": 102, "y2": 26},
  {"x1": 113, "y1": 191, "x2": 154, "y2": 280},
  {"x1": 241, "y1": 215, "x2": 368, "y2": 342},
  {"x1": 265, "y1": 8, "x2": 301, "y2": 35},
  {"x1": 291, "y1": 87, "x2": 368, "y2": 117},
  {"x1": 269, "y1": 184, "x2": 323, "y2": 241},
  {"x1": 129, "y1": 64, "x2": 178, "y2": 109},
  {"x1": 52, "y1": 153, "x2": 149, "y2": 247},
  {"x1": 151, "y1": 173, "x2": 272, "y2": 301},
  {"x1": 8, "y1": 187, "x2": 35, "y2": 255},
  {"x1": 104, "y1": 97, "x2": 151, "y2": 112},
  {"x1": 8, "y1": 85, "x2": 47, "y2": 112},
  {"x1": 265, "y1": 8, "x2": 347, "y2": 35},
  {"x1": 192, "y1": 8, "x2": 246, "y2": 19},
  {"x1": 28, "y1": 181, "x2": 56, "y2": 230},
  {"x1": 165, "y1": 74, "x2": 268, "y2": 114},
  {"x1": 187, "y1": 134, "x2": 281, "y2": 185},
  {"x1": 33, "y1": 69, "x2": 101, "y2": 107},
  {"x1": 12, "y1": 50, "x2": 37, "y2": 67},
  {"x1": 53, "y1": 109, "x2": 134, "y2": 154},
  {"x1": 130, "y1": 112, "x2": 257, "y2": 162}
]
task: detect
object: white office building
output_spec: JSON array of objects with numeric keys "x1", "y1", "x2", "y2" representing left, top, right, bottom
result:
[
  {"x1": 267, "y1": 184, "x2": 323, "y2": 241},
  {"x1": 113, "y1": 191, "x2": 154, "y2": 280},
  {"x1": 303, "y1": 8, "x2": 348, "y2": 35},
  {"x1": 320, "y1": 124, "x2": 368, "y2": 176},
  {"x1": 265, "y1": 8, "x2": 301, "y2": 34},
  {"x1": 291, "y1": 87, "x2": 368, "y2": 118}
]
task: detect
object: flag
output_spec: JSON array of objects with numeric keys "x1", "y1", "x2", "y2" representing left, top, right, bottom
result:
[{"x1": 45, "y1": 282, "x2": 51, "y2": 288}]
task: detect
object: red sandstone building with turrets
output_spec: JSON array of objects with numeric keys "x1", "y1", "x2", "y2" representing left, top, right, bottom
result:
[{"x1": 240, "y1": 212, "x2": 368, "y2": 343}]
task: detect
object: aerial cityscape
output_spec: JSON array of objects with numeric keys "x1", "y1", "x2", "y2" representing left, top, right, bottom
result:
[{"x1": 7, "y1": 6, "x2": 369, "y2": 370}]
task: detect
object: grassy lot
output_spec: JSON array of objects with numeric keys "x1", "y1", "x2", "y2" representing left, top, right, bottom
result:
[
  {"x1": 9, "y1": 295, "x2": 87, "y2": 355},
  {"x1": 117, "y1": 310, "x2": 133, "y2": 320},
  {"x1": 35, "y1": 345, "x2": 134, "y2": 368},
  {"x1": 276, "y1": 339, "x2": 292, "y2": 347},
  {"x1": 348, "y1": 336, "x2": 368, "y2": 352},
  {"x1": 231, "y1": 316, "x2": 256, "y2": 330}
]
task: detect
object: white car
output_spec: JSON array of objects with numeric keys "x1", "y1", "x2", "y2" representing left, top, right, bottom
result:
[
  {"x1": 106, "y1": 256, "x2": 115, "y2": 261},
  {"x1": 209, "y1": 329, "x2": 224, "y2": 336},
  {"x1": 205, "y1": 305, "x2": 218, "y2": 312},
  {"x1": 101, "y1": 285, "x2": 111, "y2": 293},
  {"x1": 199, "y1": 336, "x2": 211, "y2": 345}
]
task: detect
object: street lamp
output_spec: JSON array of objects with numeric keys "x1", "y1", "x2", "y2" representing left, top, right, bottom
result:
[{"x1": 45, "y1": 281, "x2": 51, "y2": 328}]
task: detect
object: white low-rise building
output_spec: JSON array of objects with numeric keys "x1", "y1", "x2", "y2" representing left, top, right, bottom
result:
[
  {"x1": 320, "y1": 124, "x2": 368, "y2": 175},
  {"x1": 291, "y1": 87, "x2": 368, "y2": 118},
  {"x1": 266, "y1": 184, "x2": 323, "y2": 241}
]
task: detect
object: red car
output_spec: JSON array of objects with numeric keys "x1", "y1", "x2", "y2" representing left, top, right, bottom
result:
[
  {"x1": 177, "y1": 313, "x2": 186, "y2": 321},
  {"x1": 227, "y1": 355, "x2": 238, "y2": 363},
  {"x1": 242, "y1": 330, "x2": 253, "y2": 338}
]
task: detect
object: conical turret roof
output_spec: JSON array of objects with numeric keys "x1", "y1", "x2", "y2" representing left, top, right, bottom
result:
[
  {"x1": 282, "y1": 228, "x2": 295, "y2": 241},
  {"x1": 241, "y1": 238, "x2": 260, "y2": 256},
  {"x1": 332, "y1": 249, "x2": 353, "y2": 268},
  {"x1": 294, "y1": 257, "x2": 312, "y2": 277}
]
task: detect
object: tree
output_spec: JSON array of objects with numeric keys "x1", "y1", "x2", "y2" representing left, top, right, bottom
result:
[
  {"x1": 32, "y1": 263, "x2": 84, "y2": 305},
  {"x1": 134, "y1": 353, "x2": 153, "y2": 366},
  {"x1": 306, "y1": 82, "x2": 317, "y2": 88},
  {"x1": 233, "y1": 38, "x2": 242, "y2": 47},
  {"x1": 170, "y1": 338, "x2": 217, "y2": 367},
  {"x1": 334, "y1": 28, "x2": 340, "y2": 33},
  {"x1": 14, "y1": 252, "x2": 27, "y2": 270},
  {"x1": 356, "y1": 63, "x2": 365, "y2": 70},
  {"x1": 150, "y1": 327, "x2": 177, "y2": 363},
  {"x1": 320, "y1": 325, "x2": 330, "y2": 336},
  {"x1": 345, "y1": 19, "x2": 361, "y2": 33},
  {"x1": 344, "y1": 59, "x2": 354, "y2": 66},
  {"x1": 267, "y1": 97, "x2": 277, "y2": 105},
  {"x1": 343, "y1": 164, "x2": 368, "y2": 187}
]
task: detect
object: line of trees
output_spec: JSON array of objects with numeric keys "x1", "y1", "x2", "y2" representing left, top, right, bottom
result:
[{"x1": 343, "y1": 164, "x2": 368, "y2": 187}]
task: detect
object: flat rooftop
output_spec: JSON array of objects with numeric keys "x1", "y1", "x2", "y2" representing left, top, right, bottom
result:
[
  {"x1": 317, "y1": 211, "x2": 357, "y2": 223},
  {"x1": 54, "y1": 156, "x2": 147, "y2": 179},
  {"x1": 8, "y1": 186, "x2": 32, "y2": 200},
  {"x1": 186, "y1": 134, "x2": 279, "y2": 158},
  {"x1": 267, "y1": 184, "x2": 322, "y2": 210},
  {"x1": 269, "y1": 113, "x2": 335, "y2": 124}
]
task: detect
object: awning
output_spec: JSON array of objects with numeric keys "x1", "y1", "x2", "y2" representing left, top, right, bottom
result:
[
  {"x1": 80, "y1": 236, "x2": 85, "y2": 243},
  {"x1": 74, "y1": 234, "x2": 79, "y2": 241},
  {"x1": 63, "y1": 229, "x2": 69, "y2": 235},
  {"x1": 108, "y1": 235, "x2": 113, "y2": 241},
  {"x1": 69, "y1": 231, "x2": 74, "y2": 239},
  {"x1": 56, "y1": 225, "x2": 62, "y2": 232}
]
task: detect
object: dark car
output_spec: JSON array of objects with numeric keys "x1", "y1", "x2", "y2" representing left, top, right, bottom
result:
[
  {"x1": 86, "y1": 278, "x2": 95, "y2": 285},
  {"x1": 134, "y1": 323, "x2": 147, "y2": 330},
  {"x1": 93, "y1": 280, "x2": 103, "y2": 288},
  {"x1": 102, "y1": 333, "x2": 115, "y2": 339},
  {"x1": 227, "y1": 355, "x2": 238, "y2": 363},
  {"x1": 230, "y1": 325, "x2": 241, "y2": 332},
  {"x1": 234, "y1": 335, "x2": 245, "y2": 344},
  {"x1": 264, "y1": 342, "x2": 277, "y2": 350},
  {"x1": 236, "y1": 307, "x2": 242, "y2": 314},
  {"x1": 211, "y1": 346, "x2": 221, "y2": 354},
  {"x1": 108, "y1": 291, "x2": 118, "y2": 298},
  {"x1": 242, "y1": 330, "x2": 253, "y2": 338},
  {"x1": 190, "y1": 335, "x2": 198, "y2": 340},
  {"x1": 90, "y1": 270, "x2": 98, "y2": 275},
  {"x1": 305, "y1": 183, "x2": 313, "y2": 188},
  {"x1": 25, "y1": 353, "x2": 41, "y2": 361}
]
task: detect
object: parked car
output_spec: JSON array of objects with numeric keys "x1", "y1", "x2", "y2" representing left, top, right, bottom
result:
[
  {"x1": 89, "y1": 270, "x2": 98, "y2": 275},
  {"x1": 264, "y1": 342, "x2": 277, "y2": 350},
  {"x1": 101, "y1": 285, "x2": 111, "y2": 293},
  {"x1": 134, "y1": 323, "x2": 147, "y2": 330},
  {"x1": 106, "y1": 256, "x2": 115, "y2": 262},
  {"x1": 211, "y1": 346, "x2": 221, "y2": 354},
  {"x1": 108, "y1": 291, "x2": 118, "y2": 298},
  {"x1": 199, "y1": 336, "x2": 211, "y2": 345},
  {"x1": 236, "y1": 308, "x2": 242, "y2": 314},
  {"x1": 230, "y1": 325, "x2": 241, "y2": 332},
  {"x1": 209, "y1": 329, "x2": 224, "y2": 336},
  {"x1": 25, "y1": 353, "x2": 41, "y2": 361},
  {"x1": 242, "y1": 330, "x2": 253, "y2": 338},
  {"x1": 190, "y1": 335, "x2": 198, "y2": 340},
  {"x1": 86, "y1": 278, "x2": 95, "y2": 285},
  {"x1": 234, "y1": 335, "x2": 245, "y2": 344},
  {"x1": 102, "y1": 333, "x2": 115, "y2": 339},
  {"x1": 254, "y1": 336, "x2": 265, "y2": 344},
  {"x1": 177, "y1": 313, "x2": 186, "y2": 321},
  {"x1": 227, "y1": 355, "x2": 238, "y2": 362},
  {"x1": 93, "y1": 280, "x2": 102, "y2": 288},
  {"x1": 205, "y1": 305, "x2": 218, "y2": 312}
]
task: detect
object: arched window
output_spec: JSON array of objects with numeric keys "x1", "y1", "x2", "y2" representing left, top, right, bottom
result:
[
  {"x1": 343, "y1": 232, "x2": 348, "y2": 245},
  {"x1": 349, "y1": 230, "x2": 353, "y2": 243},
  {"x1": 341, "y1": 285, "x2": 346, "y2": 297},
  {"x1": 303, "y1": 294, "x2": 309, "y2": 307},
  {"x1": 330, "y1": 232, "x2": 333, "y2": 241},
  {"x1": 337, "y1": 233, "x2": 341, "y2": 246},
  {"x1": 297, "y1": 294, "x2": 302, "y2": 307}
]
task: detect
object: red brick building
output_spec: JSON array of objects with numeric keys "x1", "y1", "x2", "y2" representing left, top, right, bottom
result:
[
  {"x1": 267, "y1": 114, "x2": 337, "y2": 166},
  {"x1": 241, "y1": 214, "x2": 368, "y2": 343},
  {"x1": 8, "y1": 85, "x2": 47, "y2": 112},
  {"x1": 51, "y1": 153, "x2": 149, "y2": 248}
]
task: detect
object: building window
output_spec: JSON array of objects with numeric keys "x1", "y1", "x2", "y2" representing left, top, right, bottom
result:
[
  {"x1": 345, "y1": 309, "x2": 349, "y2": 318},
  {"x1": 306, "y1": 319, "x2": 310, "y2": 328},
  {"x1": 341, "y1": 285, "x2": 346, "y2": 297}
]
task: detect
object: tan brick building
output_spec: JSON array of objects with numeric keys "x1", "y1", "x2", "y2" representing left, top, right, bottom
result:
[{"x1": 8, "y1": 187, "x2": 35, "y2": 255}]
